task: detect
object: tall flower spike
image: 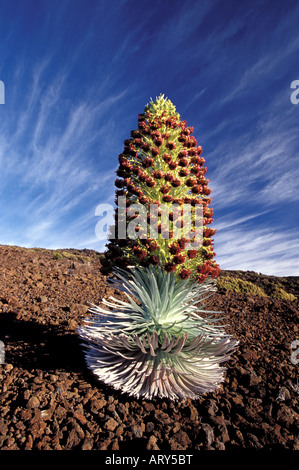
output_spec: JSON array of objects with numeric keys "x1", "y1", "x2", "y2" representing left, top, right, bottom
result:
[
  {"x1": 78, "y1": 95, "x2": 238, "y2": 400},
  {"x1": 103, "y1": 94, "x2": 220, "y2": 281}
]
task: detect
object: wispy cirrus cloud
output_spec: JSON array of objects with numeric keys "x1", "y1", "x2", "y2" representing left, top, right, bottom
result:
[
  {"x1": 0, "y1": 32, "x2": 127, "y2": 250},
  {"x1": 215, "y1": 224, "x2": 299, "y2": 277}
]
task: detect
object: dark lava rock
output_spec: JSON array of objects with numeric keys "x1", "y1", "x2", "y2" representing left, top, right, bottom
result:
[{"x1": 0, "y1": 245, "x2": 298, "y2": 451}]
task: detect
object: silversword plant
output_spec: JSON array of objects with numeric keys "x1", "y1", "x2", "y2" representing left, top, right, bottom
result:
[{"x1": 78, "y1": 95, "x2": 238, "y2": 400}]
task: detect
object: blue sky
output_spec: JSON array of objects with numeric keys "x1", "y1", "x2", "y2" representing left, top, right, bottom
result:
[{"x1": 0, "y1": 0, "x2": 298, "y2": 276}]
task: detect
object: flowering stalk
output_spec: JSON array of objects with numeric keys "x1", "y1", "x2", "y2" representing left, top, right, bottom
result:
[
  {"x1": 103, "y1": 94, "x2": 220, "y2": 283},
  {"x1": 78, "y1": 95, "x2": 238, "y2": 400}
]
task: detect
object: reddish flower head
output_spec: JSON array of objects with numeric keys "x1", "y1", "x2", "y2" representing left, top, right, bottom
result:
[
  {"x1": 139, "y1": 195, "x2": 149, "y2": 204},
  {"x1": 141, "y1": 142, "x2": 150, "y2": 151},
  {"x1": 115, "y1": 179, "x2": 125, "y2": 188},
  {"x1": 188, "y1": 250, "x2": 198, "y2": 259},
  {"x1": 173, "y1": 254, "x2": 186, "y2": 265},
  {"x1": 179, "y1": 269, "x2": 192, "y2": 279},
  {"x1": 164, "y1": 172, "x2": 174, "y2": 182},
  {"x1": 178, "y1": 157, "x2": 188, "y2": 167},
  {"x1": 191, "y1": 185, "x2": 202, "y2": 194},
  {"x1": 186, "y1": 178, "x2": 196, "y2": 187},
  {"x1": 133, "y1": 166, "x2": 142, "y2": 176},
  {"x1": 191, "y1": 156, "x2": 205, "y2": 166},
  {"x1": 162, "y1": 153, "x2": 172, "y2": 164},
  {"x1": 168, "y1": 161, "x2": 178, "y2": 170},
  {"x1": 178, "y1": 150, "x2": 188, "y2": 159},
  {"x1": 152, "y1": 170, "x2": 163, "y2": 179},
  {"x1": 166, "y1": 141, "x2": 176, "y2": 150},
  {"x1": 179, "y1": 168, "x2": 189, "y2": 177},
  {"x1": 169, "y1": 243, "x2": 182, "y2": 255},
  {"x1": 154, "y1": 137, "x2": 163, "y2": 147},
  {"x1": 160, "y1": 184, "x2": 171, "y2": 194},
  {"x1": 146, "y1": 178, "x2": 156, "y2": 188},
  {"x1": 190, "y1": 166, "x2": 201, "y2": 176},
  {"x1": 162, "y1": 194, "x2": 173, "y2": 203},
  {"x1": 148, "y1": 240, "x2": 159, "y2": 251},
  {"x1": 171, "y1": 178, "x2": 181, "y2": 188},
  {"x1": 148, "y1": 255, "x2": 160, "y2": 265},
  {"x1": 142, "y1": 157, "x2": 154, "y2": 168},
  {"x1": 165, "y1": 263, "x2": 176, "y2": 273},
  {"x1": 202, "y1": 187, "x2": 211, "y2": 196}
]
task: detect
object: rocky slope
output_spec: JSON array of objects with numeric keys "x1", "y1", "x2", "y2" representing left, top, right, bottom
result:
[{"x1": 0, "y1": 244, "x2": 298, "y2": 451}]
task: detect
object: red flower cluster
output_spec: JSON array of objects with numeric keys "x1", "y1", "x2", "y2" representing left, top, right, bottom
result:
[{"x1": 179, "y1": 268, "x2": 192, "y2": 279}]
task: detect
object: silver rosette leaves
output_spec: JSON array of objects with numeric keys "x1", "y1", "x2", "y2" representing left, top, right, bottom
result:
[{"x1": 77, "y1": 266, "x2": 238, "y2": 400}]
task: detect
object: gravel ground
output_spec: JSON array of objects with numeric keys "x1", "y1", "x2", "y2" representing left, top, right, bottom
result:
[{"x1": 0, "y1": 245, "x2": 298, "y2": 452}]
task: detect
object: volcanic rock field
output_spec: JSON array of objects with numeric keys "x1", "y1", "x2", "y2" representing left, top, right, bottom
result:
[{"x1": 0, "y1": 245, "x2": 298, "y2": 451}]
